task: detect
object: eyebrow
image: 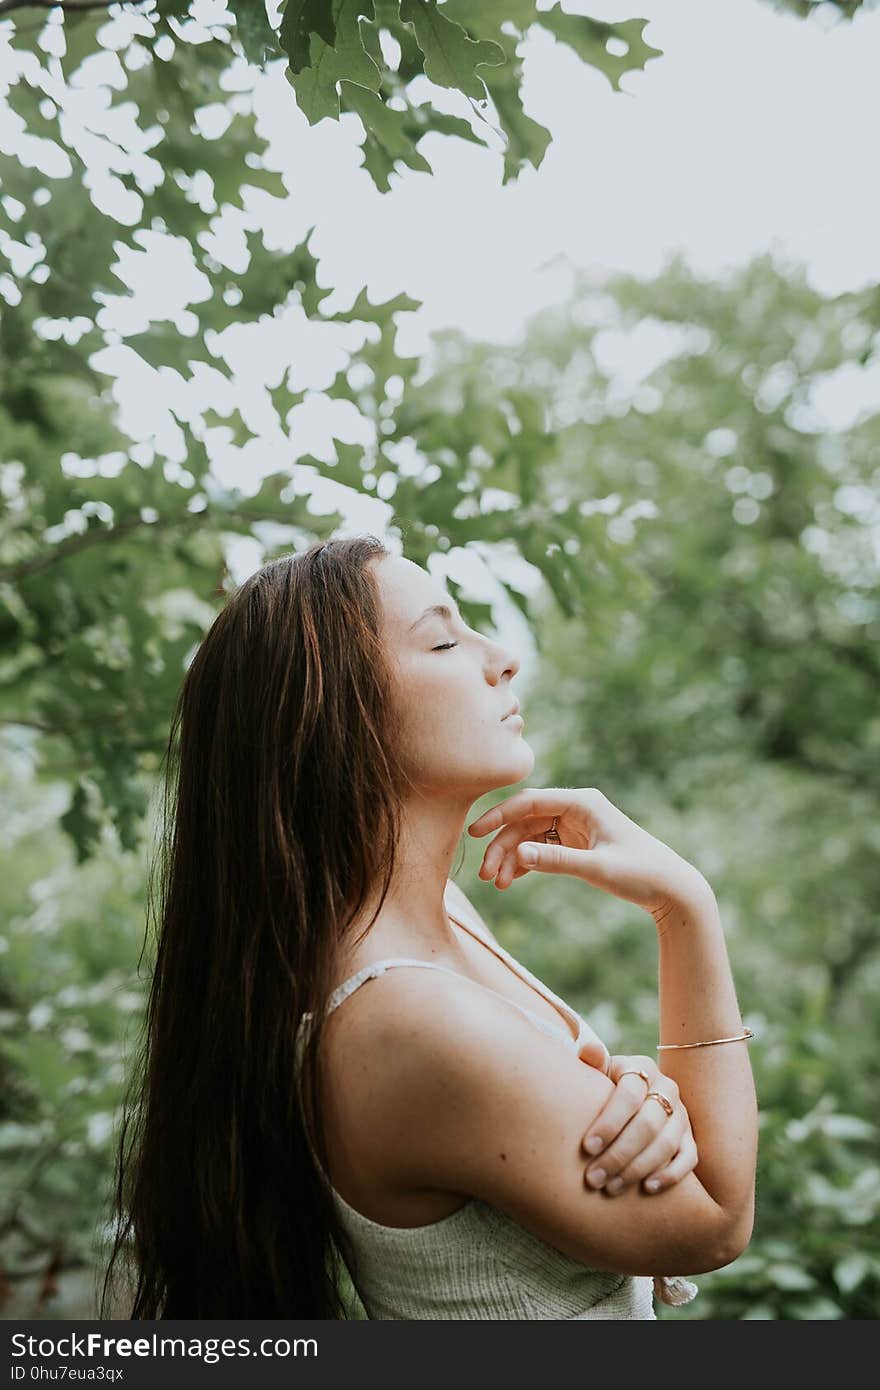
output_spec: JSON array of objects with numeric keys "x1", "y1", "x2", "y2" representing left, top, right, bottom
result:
[{"x1": 408, "y1": 602, "x2": 460, "y2": 632}]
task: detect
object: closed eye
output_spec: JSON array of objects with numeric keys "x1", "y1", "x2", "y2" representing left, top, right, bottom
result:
[{"x1": 432, "y1": 642, "x2": 459, "y2": 652}]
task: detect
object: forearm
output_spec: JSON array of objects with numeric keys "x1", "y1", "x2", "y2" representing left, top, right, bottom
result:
[{"x1": 652, "y1": 880, "x2": 758, "y2": 1233}]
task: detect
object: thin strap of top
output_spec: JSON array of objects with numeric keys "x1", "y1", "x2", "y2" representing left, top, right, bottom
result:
[
  {"x1": 324, "y1": 954, "x2": 575, "y2": 1047},
  {"x1": 309, "y1": 903, "x2": 611, "y2": 1072},
  {"x1": 327, "y1": 955, "x2": 466, "y2": 1012}
]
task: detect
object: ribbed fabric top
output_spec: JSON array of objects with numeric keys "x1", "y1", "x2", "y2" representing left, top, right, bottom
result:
[{"x1": 294, "y1": 883, "x2": 698, "y2": 1319}]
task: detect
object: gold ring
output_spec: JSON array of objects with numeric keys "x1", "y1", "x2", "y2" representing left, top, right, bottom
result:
[
  {"x1": 618, "y1": 1068, "x2": 652, "y2": 1088},
  {"x1": 543, "y1": 815, "x2": 560, "y2": 844},
  {"x1": 645, "y1": 1090, "x2": 674, "y2": 1118}
]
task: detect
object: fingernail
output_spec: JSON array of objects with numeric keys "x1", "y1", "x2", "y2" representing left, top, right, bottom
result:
[
  {"x1": 587, "y1": 1168, "x2": 606, "y2": 1188},
  {"x1": 645, "y1": 1179, "x2": 661, "y2": 1192},
  {"x1": 585, "y1": 1136, "x2": 603, "y2": 1155},
  {"x1": 520, "y1": 844, "x2": 538, "y2": 865},
  {"x1": 606, "y1": 1177, "x2": 624, "y2": 1194}
]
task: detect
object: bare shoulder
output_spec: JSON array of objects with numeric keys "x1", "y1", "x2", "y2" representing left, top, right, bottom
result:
[
  {"x1": 444, "y1": 876, "x2": 501, "y2": 946},
  {"x1": 316, "y1": 963, "x2": 488, "y2": 1207},
  {"x1": 333, "y1": 964, "x2": 742, "y2": 1278}
]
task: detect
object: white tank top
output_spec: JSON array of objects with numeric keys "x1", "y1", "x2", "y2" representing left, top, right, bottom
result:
[{"x1": 294, "y1": 883, "x2": 698, "y2": 1318}]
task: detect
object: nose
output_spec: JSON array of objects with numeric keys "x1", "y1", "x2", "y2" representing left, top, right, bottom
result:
[{"x1": 487, "y1": 634, "x2": 520, "y2": 683}]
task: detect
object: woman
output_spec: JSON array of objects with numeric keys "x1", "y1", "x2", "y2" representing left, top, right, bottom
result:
[{"x1": 100, "y1": 535, "x2": 758, "y2": 1320}]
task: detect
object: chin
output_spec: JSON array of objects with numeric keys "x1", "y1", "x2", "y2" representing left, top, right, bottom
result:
[
  {"x1": 505, "y1": 739, "x2": 535, "y2": 777},
  {"x1": 462, "y1": 736, "x2": 535, "y2": 794}
]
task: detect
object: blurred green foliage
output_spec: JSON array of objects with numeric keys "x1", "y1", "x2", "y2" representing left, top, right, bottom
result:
[
  {"x1": 2, "y1": 252, "x2": 878, "y2": 1318},
  {"x1": 1, "y1": 1, "x2": 650, "y2": 862},
  {"x1": 447, "y1": 256, "x2": 880, "y2": 1319},
  {"x1": 767, "y1": 1, "x2": 872, "y2": 18},
  {"x1": 1, "y1": 0, "x2": 877, "y2": 1324}
]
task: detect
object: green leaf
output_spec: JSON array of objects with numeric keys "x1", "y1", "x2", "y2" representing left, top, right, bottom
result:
[
  {"x1": 413, "y1": 105, "x2": 487, "y2": 151},
  {"x1": 57, "y1": 10, "x2": 106, "y2": 84},
  {"x1": 328, "y1": 285, "x2": 423, "y2": 324},
  {"x1": 327, "y1": 438, "x2": 368, "y2": 490},
  {"x1": 439, "y1": 0, "x2": 539, "y2": 44},
  {"x1": 820, "y1": 1113, "x2": 877, "y2": 1140},
  {"x1": 767, "y1": 1263, "x2": 816, "y2": 1291},
  {"x1": 446, "y1": 576, "x2": 496, "y2": 634},
  {"x1": 438, "y1": 2, "x2": 551, "y2": 178},
  {"x1": 534, "y1": 8, "x2": 663, "y2": 93},
  {"x1": 229, "y1": 0, "x2": 277, "y2": 67},
  {"x1": 59, "y1": 779, "x2": 104, "y2": 866},
  {"x1": 790, "y1": 1297, "x2": 846, "y2": 1320},
  {"x1": 499, "y1": 579, "x2": 534, "y2": 624},
  {"x1": 398, "y1": 0, "x2": 506, "y2": 98},
  {"x1": 284, "y1": 0, "x2": 382, "y2": 123},
  {"x1": 767, "y1": 1, "x2": 866, "y2": 17},
  {"x1": 482, "y1": 65, "x2": 552, "y2": 182},
  {"x1": 279, "y1": 0, "x2": 342, "y2": 74},
  {"x1": 201, "y1": 408, "x2": 256, "y2": 448},
  {"x1": 833, "y1": 1254, "x2": 870, "y2": 1294},
  {"x1": 341, "y1": 82, "x2": 433, "y2": 189}
]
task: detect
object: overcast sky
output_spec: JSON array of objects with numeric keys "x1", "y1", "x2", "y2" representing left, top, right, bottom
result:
[{"x1": 2, "y1": 0, "x2": 878, "y2": 660}]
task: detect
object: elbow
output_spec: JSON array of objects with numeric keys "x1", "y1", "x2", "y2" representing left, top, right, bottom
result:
[
  {"x1": 645, "y1": 1211, "x2": 755, "y2": 1277},
  {"x1": 710, "y1": 1207, "x2": 755, "y2": 1271},
  {"x1": 675, "y1": 1198, "x2": 755, "y2": 1274},
  {"x1": 673, "y1": 1219, "x2": 752, "y2": 1276}
]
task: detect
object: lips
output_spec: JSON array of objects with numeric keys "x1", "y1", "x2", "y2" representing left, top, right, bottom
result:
[{"x1": 501, "y1": 700, "x2": 521, "y2": 721}]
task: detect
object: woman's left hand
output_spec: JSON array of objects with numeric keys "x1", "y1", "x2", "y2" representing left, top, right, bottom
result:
[{"x1": 580, "y1": 1054, "x2": 698, "y2": 1195}]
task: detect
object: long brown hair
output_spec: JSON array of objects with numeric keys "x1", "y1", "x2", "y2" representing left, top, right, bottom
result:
[{"x1": 98, "y1": 535, "x2": 414, "y2": 1317}]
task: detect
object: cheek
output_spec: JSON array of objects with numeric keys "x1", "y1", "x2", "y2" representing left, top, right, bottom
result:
[
  {"x1": 395, "y1": 659, "x2": 524, "y2": 768},
  {"x1": 409, "y1": 701, "x2": 473, "y2": 751},
  {"x1": 401, "y1": 661, "x2": 472, "y2": 724},
  {"x1": 409, "y1": 705, "x2": 519, "y2": 772},
  {"x1": 397, "y1": 677, "x2": 476, "y2": 759}
]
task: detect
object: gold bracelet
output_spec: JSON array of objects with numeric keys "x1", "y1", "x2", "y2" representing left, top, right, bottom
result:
[{"x1": 657, "y1": 1026, "x2": 754, "y2": 1051}]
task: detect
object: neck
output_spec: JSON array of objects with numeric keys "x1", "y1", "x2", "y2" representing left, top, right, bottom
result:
[{"x1": 343, "y1": 789, "x2": 476, "y2": 965}]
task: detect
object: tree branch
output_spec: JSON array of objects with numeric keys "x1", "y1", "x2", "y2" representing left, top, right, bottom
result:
[
  {"x1": 0, "y1": 503, "x2": 316, "y2": 584},
  {"x1": 0, "y1": 514, "x2": 149, "y2": 583}
]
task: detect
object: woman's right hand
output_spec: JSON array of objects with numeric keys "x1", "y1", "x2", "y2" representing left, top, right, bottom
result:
[
  {"x1": 583, "y1": 1054, "x2": 699, "y2": 1195},
  {"x1": 468, "y1": 785, "x2": 711, "y2": 919}
]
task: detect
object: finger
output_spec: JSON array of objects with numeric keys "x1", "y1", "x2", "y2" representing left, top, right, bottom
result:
[
  {"x1": 492, "y1": 855, "x2": 529, "y2": 889},
  {"x1": 585, "y1": 1101, "x2": 683, "y2": 1188},
  {"x1": 494, "y1": 842, "x2": 546, "y2": 888},
  {"x1": 643, "y1": 1134, "x2": 699, "y2": 1193},
  {"x1": 581, "y1": 1073, "x2": 649, "y2": 1167},
  {"x1": 603, "y1": 1120, "x2": 689, "y2": 1194},
  {"x1": 598, "y1": 1055, "x2": 655, "y2": 1114},
  {"x1": 582, "y1": 1063, "x2": 655, "y2": 1154},
  {"x1": 478, "y1": 817, "x2": 555, "y2": 881},
  {"x1": 469, "y1": 786, "x2": 609, "y2": 837},
  {"x1": 516, "y1": 840, "x2": 605, "y2": 878},
  {"x1": 579, "y1": 1037, "x2": 614, "y2": 1073},
  {"x1": 606, "y1": 1054, "x2": 658, "y2": 1087},
  {"x1": 476, "y1": 809, "x2": 615, "y2": 891},
  {"x1": 468, "y1": 788, "x2": 566, "y2": 837}
]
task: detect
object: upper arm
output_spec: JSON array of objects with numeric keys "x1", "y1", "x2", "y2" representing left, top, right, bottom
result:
[{"x1": 365, "y1": 971, "x2": 741, "y2": 1277}]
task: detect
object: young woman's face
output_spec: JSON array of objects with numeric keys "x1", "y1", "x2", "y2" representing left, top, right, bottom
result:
[{"x1": 373, "y1": 553, "x2": 535, "y2": 797}]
